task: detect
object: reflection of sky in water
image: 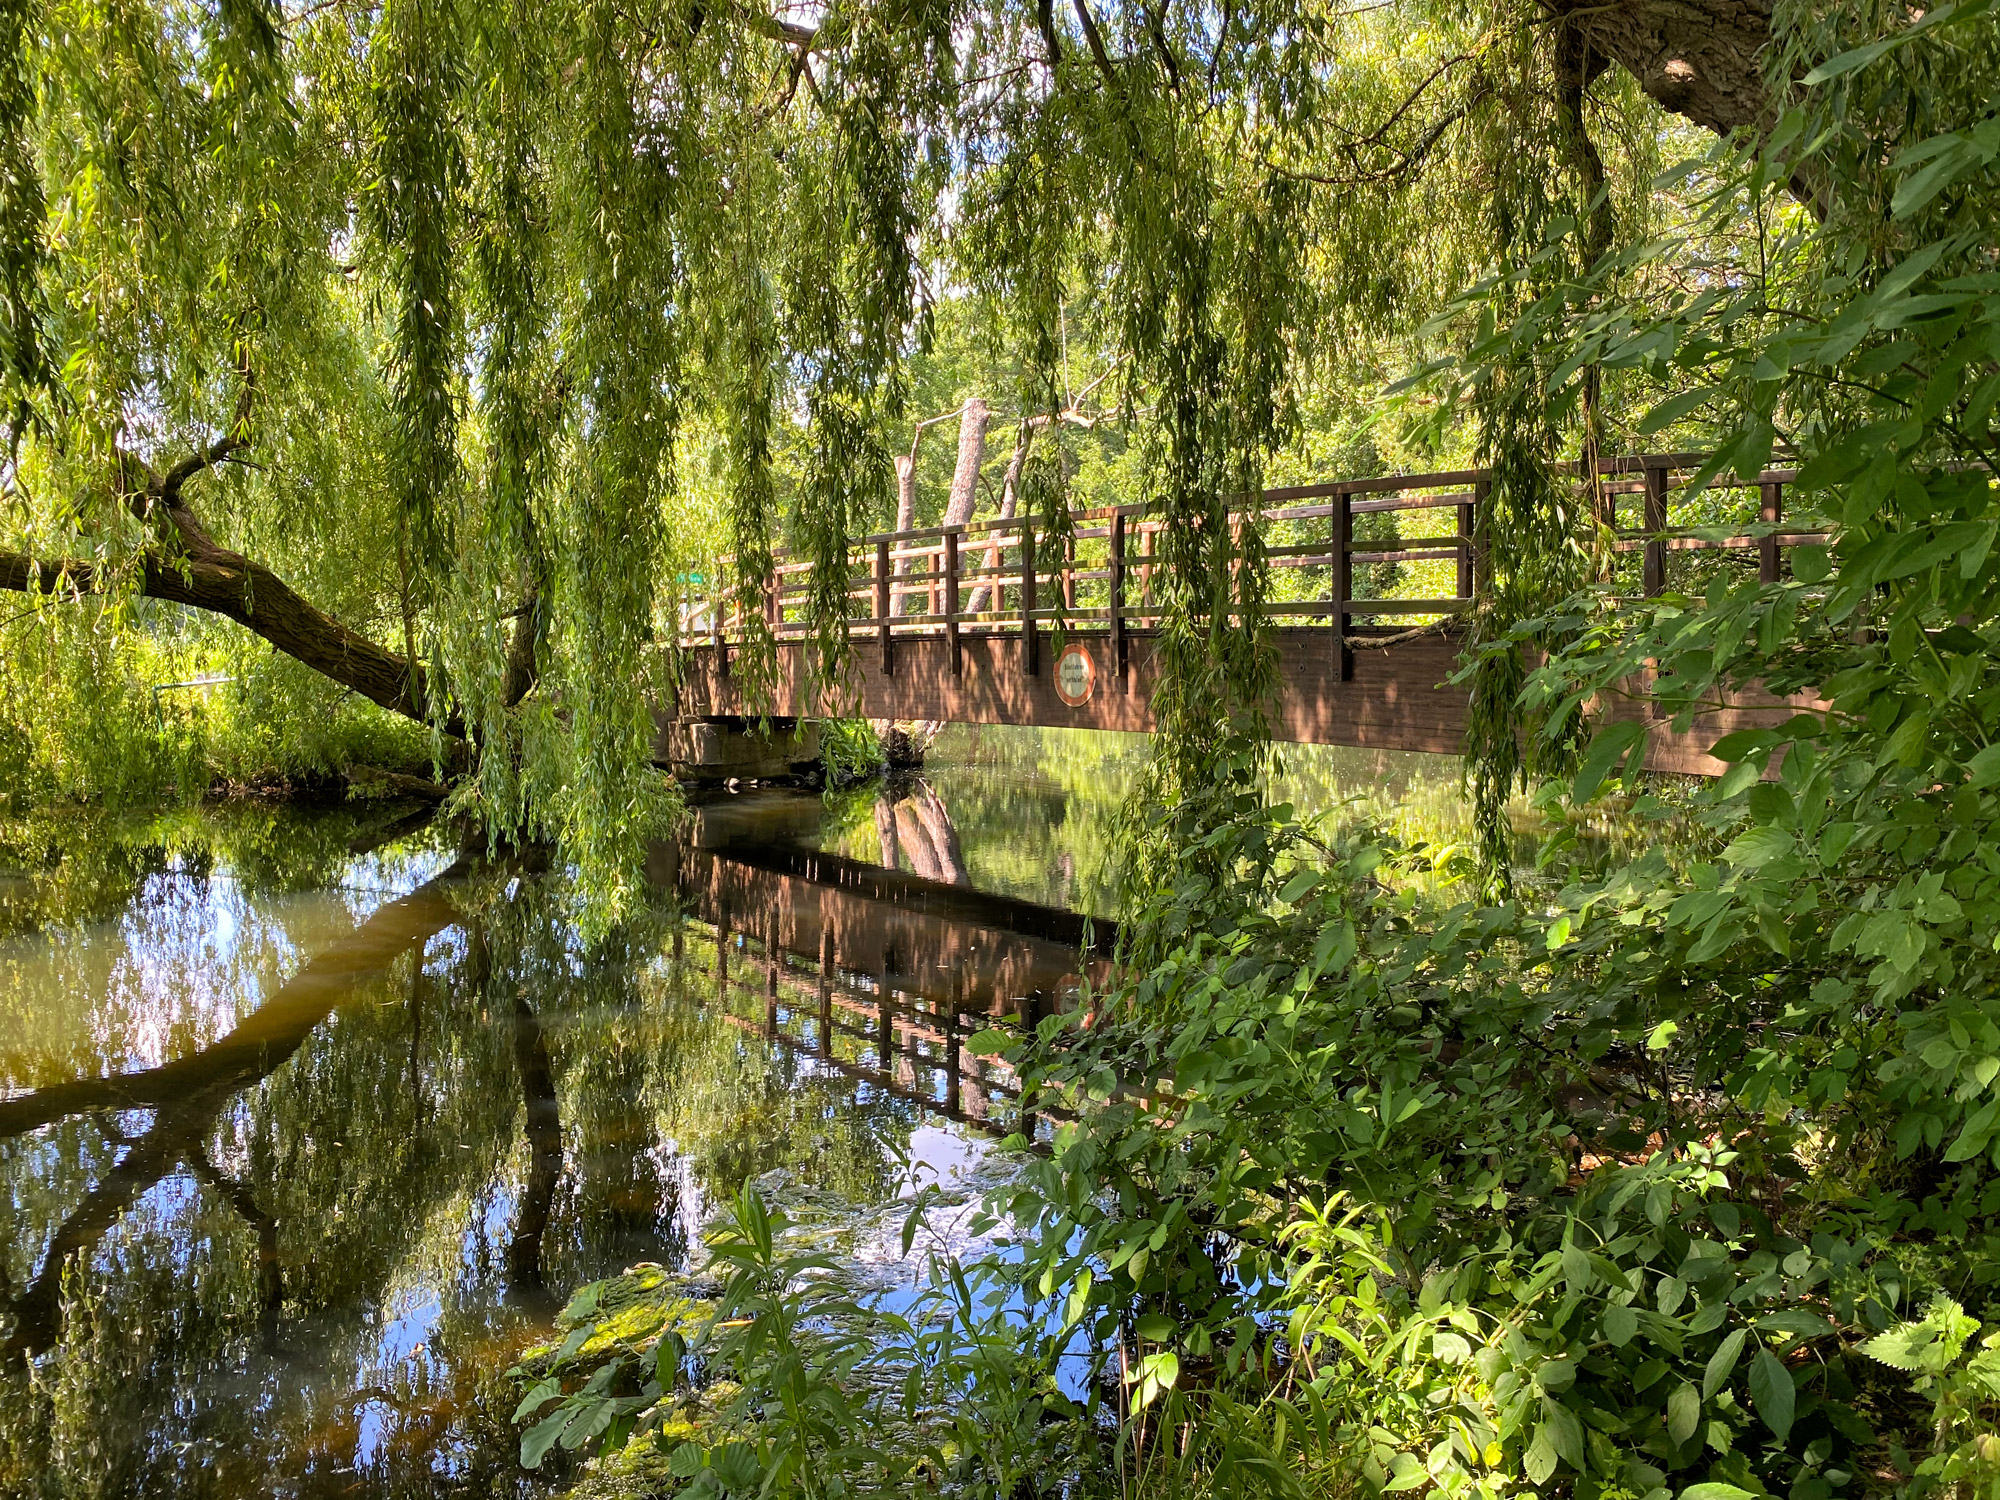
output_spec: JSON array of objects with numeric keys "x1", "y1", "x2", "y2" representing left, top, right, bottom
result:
[{"x1": 0, "y1": 770, "x2": 1123, "y2": 1496}]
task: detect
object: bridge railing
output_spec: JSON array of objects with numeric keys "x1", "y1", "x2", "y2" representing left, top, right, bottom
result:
[{"x1": 680, "y1": 452, "x2": 1827, "y2": 680}]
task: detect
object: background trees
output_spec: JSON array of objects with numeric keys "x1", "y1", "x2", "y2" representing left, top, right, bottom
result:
[{"x1": 0, "y1": 0, "x2": 1922, "y2": 904}]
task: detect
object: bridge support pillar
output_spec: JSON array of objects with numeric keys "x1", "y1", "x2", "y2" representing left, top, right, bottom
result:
[{"x1": 654, "y1": 715, "x2": 821, "y2": 783}]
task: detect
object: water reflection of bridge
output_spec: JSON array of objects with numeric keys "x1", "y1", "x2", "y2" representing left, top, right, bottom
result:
[
  {"x1": 0, "y1": 805, "x2": 1103, "y2": 1375},
  {"x1": 653, "y1": 837, "x2": 1109, "y2": 1137}
]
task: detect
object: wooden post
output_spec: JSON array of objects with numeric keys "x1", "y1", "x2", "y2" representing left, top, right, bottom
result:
[
  {"x1": 1109, "y1": 511, "x2": 1127, "y2": 683},
  {"x1": 874, "y1": 537, "x2": 893, "y2": 675},
  {"x1": 1456, "y1": 490, "x2": 1474, "y2": 600},
  {"x1": 1643, "y1": 466, "x2": 1668, "y2": 597},
  {"x1": 877, "y1": 972, "x2": 894, "y2": 1071},
  {"x1": 1470, "y1": 478, "x2": 1489, "y2": 599},
  {"x1": 713, "y1": 583, "x2": 729, "y2": 680},
  {"x1": 1020, "y1": 522, "x2": 1038, "y2": 677},
  {"x1": 765, "y1": 572, "x2": 779, "y2": 631},
  {"x1": 1333, "y1": 489, "x2": 1354, "y2": 682},
  {"x1": 1759, "y1": 481, "x2": 1783, "y2": 583},
  {"x1": 1063, "y1": 532, "x2": 1076, "y2": 611},
  {"x1": 943, "y1": 529, "x2": 961, "y2": 677}
]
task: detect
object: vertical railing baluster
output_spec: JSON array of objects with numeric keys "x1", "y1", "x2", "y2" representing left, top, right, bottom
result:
[
  {"x1": 1110, "y1": 511, "x2": 1127, "y2": 683},
  {"x1": 1333, "y1": 488, "x2": 1354, "y2": 682},
  {"x1": 1759, "y1": 480, "x2": 1783, "y2": 583},
  {"x1": 1643, "y1": 465, "x2": 1669, "y2": 597},
  {"x1": 944, "y1": 528, "x2": 961, "y2": 677},
  {"x1": 1140, "y1": 522, "x2": 1155, "y2": 626},
  {"x1": 1020, "y1": 521, "x2": 1038, "y2": 677},
  {"x1": 713, "y1": 575, "x2": 729, "y2": 680},
  {"x1": 1457, "y1": 488, "x2": 1474, "y2": 601},
  {"x1": 1470, "y1": 478, "x2": 1489, "y2": 600},
  {"x1": 875, "y1": 537, "x2": 893, "y2": 675}
]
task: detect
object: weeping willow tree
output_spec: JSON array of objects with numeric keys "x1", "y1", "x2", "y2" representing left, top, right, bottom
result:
[{"x1": 0, "y1": 0, "x2": 1798, "y2": 911}]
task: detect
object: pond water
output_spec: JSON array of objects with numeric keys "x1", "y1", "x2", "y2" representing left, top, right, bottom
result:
[{"x1": 0, "y1": 727, "x2": 1457, "y2": 1499}]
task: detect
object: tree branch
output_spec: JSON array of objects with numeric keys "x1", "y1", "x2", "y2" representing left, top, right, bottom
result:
[
  {"x1": 1070, "y1": 0, "x2": 1119, "y2": 84},
  {"x1": 0, "y1": 543, "x2": 444, "y2": 731}
]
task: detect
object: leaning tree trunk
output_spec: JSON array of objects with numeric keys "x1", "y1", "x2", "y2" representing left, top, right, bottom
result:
[
  {"x1": 969, "y1": 415, "x2": 1033, "y2": 616},
  {"x1": 941, "y1": 397, "x2": 990, "y2": 531},
  {"x1": 0, "y1": 438, "x2": 538, "y2": 739}
]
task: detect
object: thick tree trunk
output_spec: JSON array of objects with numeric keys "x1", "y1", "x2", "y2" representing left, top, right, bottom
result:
[
  {"x1": 1553, "y1": 0, "x2": 1775, "y2": 140},
  {"x1": 941, "y1": 397, "x2": 990, "y2": 530},
  {"x1": 893, "y1": 453, "x2": 917, "y2": 534},
  {"x1": 1, "y1": 442, "x2": 536, "y2": 738},
  {"x1": 1, "y1": 547, "x2": 432, "y2": 722},
  {"x1": 969, "y1": 416, "x2": 1033, "y2": 616}
]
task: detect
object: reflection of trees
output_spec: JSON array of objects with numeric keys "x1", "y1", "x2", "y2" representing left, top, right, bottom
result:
[
  {"x1": 0, "y1": 809, "x2": 1053, "y2": 1498},
  {"x1": 870, "y1": 780, "x2": 968, "y2": 885},
  {"x1": 1, "y1": 862, "x2": 469, "y2": 1357}
]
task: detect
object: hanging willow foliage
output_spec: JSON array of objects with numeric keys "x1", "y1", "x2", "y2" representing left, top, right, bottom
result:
[{"x1": 0, "y1": 0, "x2": 1786, "y2": 915}]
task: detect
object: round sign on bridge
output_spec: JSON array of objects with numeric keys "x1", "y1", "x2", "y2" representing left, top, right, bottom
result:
[{"x1": 1055, "y1": 644, "x2": 1095, "y2": 707}]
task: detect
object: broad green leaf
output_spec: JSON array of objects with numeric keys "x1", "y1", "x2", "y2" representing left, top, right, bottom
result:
[
  {"x1": 1524, "y1": 1424, "x2": 1558, "y2": 1485},
  {"x1": 1703, "y1": 1328, "x2": 1747, "y2": 1399},
  {"x1": 1667, "y1": 1381, "x2": 1701, "y2": 1445},
  {"x1": 1748, "y1": 1345, "x2": 1795, "y2": 1441},
  {"x1": 1602, "y1": 1304, "x2": 1639, "y2": 1346},
  {"x1": 1541, "y1": 1397, "x2": 1585, "y2": 1467},
  {"x1": 521, "y1": 1406, "x2": 572, "y2": 1470},
  {"x1": 1572, "y1": 720, "x2": 1649, "y2": 804}
]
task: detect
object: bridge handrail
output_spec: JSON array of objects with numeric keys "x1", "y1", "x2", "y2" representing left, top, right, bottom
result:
[{"x1": 678, "y1": 451, "x2": 1824, "y2": 684}]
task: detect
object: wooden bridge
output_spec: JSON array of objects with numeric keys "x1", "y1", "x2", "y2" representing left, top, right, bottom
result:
[{"x1": 675, "y1": 453, "x2": 1823, "y2": 776}]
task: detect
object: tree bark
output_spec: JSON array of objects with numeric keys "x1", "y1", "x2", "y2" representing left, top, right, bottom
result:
[
  {"x1": 0, "y1": 547, "x2": 433, "y2": 724},
  {"x1": 1551, "y1": 0, "x2": 1776, "y2": 141},
  {"x1": 1, "y1": 440, "x2": 538, "y2": 739},
  {"x1": 970, "y1": 417, "x2": 1034, "y2": 616},
  {"x1": 941, "y1": 397, "x2": 990, "y2": 530},
  {"x1": 893, "y1": 453, "x2": 917, "y2": 534}
]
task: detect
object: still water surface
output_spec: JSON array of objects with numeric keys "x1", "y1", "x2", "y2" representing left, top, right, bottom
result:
[{"x1": 0, "y1": 728, "x2": 1453, "y2": 1498}]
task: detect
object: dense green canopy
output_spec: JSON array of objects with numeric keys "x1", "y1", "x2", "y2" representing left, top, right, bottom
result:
[{"x1": 0, "y1": 0, "x2": 1976, "y2": 903}]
